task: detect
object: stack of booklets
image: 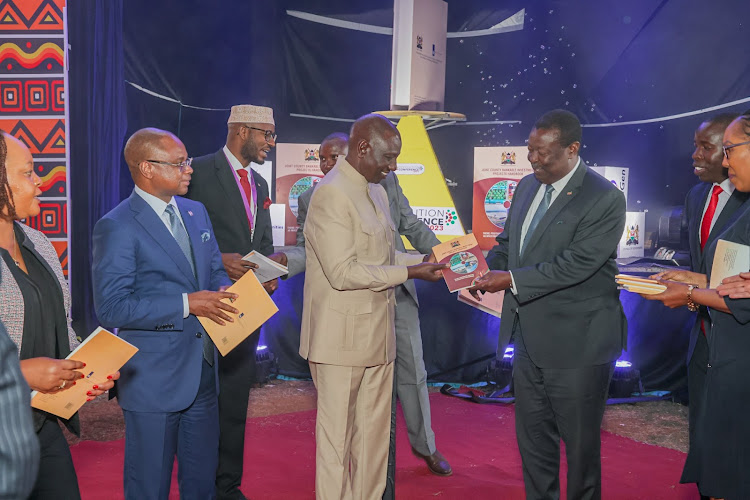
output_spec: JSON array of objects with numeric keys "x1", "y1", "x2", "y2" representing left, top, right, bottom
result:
[
  {"x1": 30, "y1": 327, "x2": 138, "y2": 419},
  {"x1": 615, "y1": 274, "x2": 666, "y2": 295},
  {"x1": 242, "y1": 250, "x2": 288, "y2": 283},
  {"x1": 457, "y1": 289, "x2": 503, "y2": 318},
  {"x1": 432, "y1": 234, "x2": 489, "y2": 293}
]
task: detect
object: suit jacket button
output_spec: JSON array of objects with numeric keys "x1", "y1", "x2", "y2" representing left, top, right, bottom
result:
[
  {"x1": 196, "y1": 332, "x2": 202, "y2": 338},
  {"x1": 707, "y1": 363, "x2": 712, "y2": 368}
]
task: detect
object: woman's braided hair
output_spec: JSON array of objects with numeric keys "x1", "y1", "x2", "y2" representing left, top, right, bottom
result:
[{"x1": 0, "y1": 131, "x2": 18, "y2": 220}]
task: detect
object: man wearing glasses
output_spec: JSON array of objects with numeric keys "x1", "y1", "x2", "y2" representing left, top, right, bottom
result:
[{"x1": 187, "y1": 105, "x2": 285, "y2": 500}]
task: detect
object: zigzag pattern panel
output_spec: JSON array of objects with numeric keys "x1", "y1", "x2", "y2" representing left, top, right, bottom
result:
[
  {"x1": 0, "y1": 0, "x2": 64, "y2": 34},
  {"x1": 0, "y1": 0, "x2": 67, "y2": 273}
]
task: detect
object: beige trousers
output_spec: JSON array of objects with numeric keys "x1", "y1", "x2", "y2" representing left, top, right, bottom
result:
[{"x1": 309, "y1": 361, "x2": 394, "y2": 500}]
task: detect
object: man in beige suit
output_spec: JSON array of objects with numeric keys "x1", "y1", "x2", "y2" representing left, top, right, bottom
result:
[{"x1": 300, "y1": 114, "x2": 445, "y2": 500}]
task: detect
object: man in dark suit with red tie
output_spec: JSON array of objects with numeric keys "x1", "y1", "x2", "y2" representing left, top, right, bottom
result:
[
  {"x1": 651, "y1": 113, "x2": 748, "y2": 496},
  {"x1": 186, "y1": 105, "x2": 286, "y2": 500}
]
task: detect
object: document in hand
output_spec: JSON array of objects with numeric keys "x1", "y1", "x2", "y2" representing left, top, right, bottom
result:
[
  {"x1": 615, "y1": 274, "x2": 667, "y2": 295},
  {"x1": 30, "y1": 327, "x2": 138, "y2": 419},
  {"x1": 709, "y1": 239, "x2": 750, "y2": 289},
  {"x1": 432, "y1": 234, "x2": 489, "y2": 292},
  {"x1": 242, "y1": 250, "x2": 289, "y2": 283},
  {"x1": 457, "y1": 289, "x2": 504, "y2": 318},
  {"x1": 198, "y1": 270, "x2": 279, "y2": 356}
]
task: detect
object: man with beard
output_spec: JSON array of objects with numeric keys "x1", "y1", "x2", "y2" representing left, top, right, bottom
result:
[
  {"x1": 650, "y1": 113, "x2": 746, "y2": 498},
  {"x1": 187, "y1": 105, "x2": 286, "y2": 500},
  {"x1": 469, "y1": 110, "x2": 627, "y2": 500}
]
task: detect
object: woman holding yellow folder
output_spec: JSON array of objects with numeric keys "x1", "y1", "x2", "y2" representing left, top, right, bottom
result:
[
  {"x1": 0, "y1": 131, "x2": 119, "y2": 500},
  {"x1": 642, "y1": 111, "x2": 750, "y2": 500}
]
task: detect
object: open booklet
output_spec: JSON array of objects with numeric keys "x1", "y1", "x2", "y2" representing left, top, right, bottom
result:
[
  {"x1": 709, "y1": 239, "x2": 750, "y2": 289},
  {"x1": 457, "y1": 289, "x2": 503, "y2": 318},
  {"x1": 242, "y1": 251, "x2": 289, "y2": 283},
  {"x1": 198, "y1": 269, "x2": 279, "y2": 356},
  {"x1": 30, "y1": 327, "x2": 138, "y2": 419},
  {"x1": 615, "y1": 274, "x2": 667, "y2": 295},
  {"x1": 432, "y1": 234, "x2": 489, "y2": 292}
]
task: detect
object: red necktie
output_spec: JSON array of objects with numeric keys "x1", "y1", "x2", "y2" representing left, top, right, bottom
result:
[
  {"x1": 236, "y1": 169, "x2": 256, "y2": 233},
  {"x1": 700, "y1": 185, "x2": 722, "y2": 251}
]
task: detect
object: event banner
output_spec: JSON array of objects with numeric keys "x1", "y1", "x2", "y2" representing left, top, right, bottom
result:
[
  {"x1": 391, "y1": 0, "x2": 448, "y2": 110},
  {"x1": 395, "y1": 115, "x2": 465, "y2": 248},
  {"x1": 472, "y1": 147, "x2": 533, "y2": 250},
  {"x1": 619, "y1": 211, "x2": 645, "y2": 258},
  {"x1": 591, "y1": 166, "x2": 629, "y2": 203},
  {"x1": 274, "y1": 143, "x2": 323, "y2": 245}
]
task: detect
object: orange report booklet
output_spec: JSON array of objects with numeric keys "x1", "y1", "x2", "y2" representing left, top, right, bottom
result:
[
  {"x1": 432, "y1": 234, "x2": 489, "y2": 292},
  {"x1": 31, "y1": 327, "x2": 138, "y2": 419},
  {"x1": 198, "y1": 270, "x2": 279, "y2": 356},
  {"x1": 457, "y1": 289, "x2": 504, "y2": 318}
]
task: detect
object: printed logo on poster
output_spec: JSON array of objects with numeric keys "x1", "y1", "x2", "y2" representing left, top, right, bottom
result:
[
  {"x1": 396, "y1": 163, "x2": 425, "y2": 175},
  {"x1": 411, "y1": 206, "x2": 463, "y2": 235}
]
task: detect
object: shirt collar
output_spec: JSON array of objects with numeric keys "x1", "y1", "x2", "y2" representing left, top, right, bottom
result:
[
  {"x1": 549, "y1": 157, "x2": 581, "y2": 193},
  {"x1": 223, "y1": 145, "x2": 249, "y2": 172},
  {"x1": 134, "y1": 185, "x2": 177, "y2": 216},
  {"x1": 337, "y1": 158, "x2": 369, "y2": 188},
  {"x1": 716, "y1": 177, "x2": 735, "y2": 195}
]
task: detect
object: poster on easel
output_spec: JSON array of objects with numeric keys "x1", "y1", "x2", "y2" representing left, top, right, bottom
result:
[
  {"x1": 472, "y1": 147, "x2": 533, "y2": 250},
  {"x1": 274, "y1": 143, "x2": 323, "y2": 246}
]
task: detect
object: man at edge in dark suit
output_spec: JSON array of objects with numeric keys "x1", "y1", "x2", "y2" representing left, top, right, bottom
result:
[
  {"x1": 469, "y1": 109, "x2": 627, "y2": 500},
  {"x1": 186, "y1": 104, "x2": 286, "y2": 500}
]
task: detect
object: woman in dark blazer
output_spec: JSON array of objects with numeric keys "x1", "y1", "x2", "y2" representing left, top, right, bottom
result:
[
  {"x1": 0, "y1": 131, "x2": 119, "y2": 500},
  {"x1": 644, "y1": 111, "x2": 750, "y2": 500}
]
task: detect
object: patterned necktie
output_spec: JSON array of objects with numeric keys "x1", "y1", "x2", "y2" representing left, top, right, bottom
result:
[
  {"x1": 522, "y1": 184, "x2": 555, "y2": 254},
  {"x1": 164, "y1": 204, "x2": 196, "y2": 277},
  {"x1": 700, "y1": 185, "x2": 722, "y2": 251},
  {"x1": 236, "y1": 169, "x2": 257, "y2": 235},
  {"x1": 164, "y1": 204, "x2": 214, "y2": 365}
]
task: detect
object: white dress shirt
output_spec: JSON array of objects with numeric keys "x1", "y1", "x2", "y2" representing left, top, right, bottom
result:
[{"x1": 134, "y1": 186, "x2": 191, "y2": 318}]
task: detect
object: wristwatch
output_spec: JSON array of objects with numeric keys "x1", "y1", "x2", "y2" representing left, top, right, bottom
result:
[{"x1": 686, "y1": 284, "x2": 699, "y2": 312}]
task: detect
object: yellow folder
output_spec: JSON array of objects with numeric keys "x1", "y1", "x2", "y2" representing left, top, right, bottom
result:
[
  {"x1": 198, "y1": 271, "x2": 279, "y2": 356},
  {"x1": 30, "y1": 327, "x2": 138, "y2": 419}
]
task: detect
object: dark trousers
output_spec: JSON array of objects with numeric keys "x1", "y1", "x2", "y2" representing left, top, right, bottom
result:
[
  {"x1": 29, "y1": 417, "x2": 81, "y2": 500},
  {"x1": 680, "y1": 330, "x2": 709, "y2": 500},
  {"x1": 513, "y1": 339, "x2": 614, "y2": 500},
  {"x1": 216, "y1": 330, "x2": 259, "y2": 500},
  {"x1": 122, "y1": 359, "x2": 219, "y2": 500}
]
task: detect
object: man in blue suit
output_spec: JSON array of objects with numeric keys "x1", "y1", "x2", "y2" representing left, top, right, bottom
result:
[{"x1": 92, "y1": 128, "x2": 236, "y2": 500}]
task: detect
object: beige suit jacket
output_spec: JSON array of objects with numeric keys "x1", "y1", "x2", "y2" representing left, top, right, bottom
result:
[{"x1": 300, "y1": 160, "x2": 424, "y2": 367}]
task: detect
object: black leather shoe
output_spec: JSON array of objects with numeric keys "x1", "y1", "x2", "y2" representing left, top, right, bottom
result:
[{"x1": 411, "y1": 447, "x2": 453, "y2": 476}]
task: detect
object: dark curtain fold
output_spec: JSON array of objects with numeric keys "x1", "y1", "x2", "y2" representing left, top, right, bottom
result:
[{"x1": 68, "y1": 1, "x2": 128, "y2": 338}]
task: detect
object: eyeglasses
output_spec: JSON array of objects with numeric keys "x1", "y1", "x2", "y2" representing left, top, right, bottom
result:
[
  {"x1": 243, "y1": 125, "x2": 277, "y2": 143},
  {"x1": 147, "y1": 157, "x2": 193, "y2": 171},
  {"x1": 723, "y1": 140, "x2": 750, "y2": 160}
]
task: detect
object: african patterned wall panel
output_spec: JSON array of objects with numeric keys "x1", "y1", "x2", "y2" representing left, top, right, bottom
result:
[{"x1": 0, "y1": 0, "x2": 68, "y2": 276}]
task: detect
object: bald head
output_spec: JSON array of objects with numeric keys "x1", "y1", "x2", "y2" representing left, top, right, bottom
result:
[
  {"x1": 346, "y1": 114, "x2": 402, "y2": 183},
  {"x1": 319, "y1": 132, "x2": 348, "y2": 175},
  {"x1": 123, "y1": 127, "x2": 192, "y2": 202}
]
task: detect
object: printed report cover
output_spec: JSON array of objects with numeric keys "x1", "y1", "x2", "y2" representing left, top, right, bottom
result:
[{"x1": 432, "y1": 233, "x2": 489, "y2": 292}]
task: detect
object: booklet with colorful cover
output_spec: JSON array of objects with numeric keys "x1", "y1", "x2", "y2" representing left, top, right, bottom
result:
[
  {"x1": 432, "y1": 234, "x2": 490, "y2": 292},
  {"x1": 30, "y1": 327, "x2": 138, "y2": 419},
  {"x1": 457, "y1": 289, "x2": 504, "y2": 318}
]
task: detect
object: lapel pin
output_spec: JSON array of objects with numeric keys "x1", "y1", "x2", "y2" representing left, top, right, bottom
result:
[
  {"x1": 566, "y1": 191, "x2": 572, "y2": 195},
  {"x1": 188, "y1": 210, "x2": 194, "y2": 216}
]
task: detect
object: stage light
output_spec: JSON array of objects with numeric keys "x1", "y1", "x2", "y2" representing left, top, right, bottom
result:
[
  {"x1": 486, "y1": 344, "x2": 514, "y2": 392},
  {"x1": 609, "y1": 358, "x2": 641, "y2": 399},
  {"x1": 255, "y1": 344, "x2": 278, "y2": 385}
]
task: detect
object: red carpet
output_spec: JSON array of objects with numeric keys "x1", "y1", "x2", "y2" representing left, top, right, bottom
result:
[{"x1": 72, "y1": 394, "x2": 697, "y2": 499}]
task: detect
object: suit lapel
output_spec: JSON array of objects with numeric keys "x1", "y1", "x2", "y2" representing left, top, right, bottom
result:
[
  {"x1": 690, "y1": 184, "x2": 710, "y2": 271},
  {"x1": 176, "y1": 198, "x2": 207, "y2": 290},
  {"x1": 522, "y1": 163, "x2": 587, "y2": 260},
  {"x1": 708, "y1": 189, "x2": 750, "y2": 245},
  {"x1": 129, "y1": 192, "x2": 198, "y2": 288},
  {"x1": 214, "y1": 151, "x2": 253, "y2": 244},
  {"x1": 250, "y1": 173, "x2": 265, "y2": 250}
]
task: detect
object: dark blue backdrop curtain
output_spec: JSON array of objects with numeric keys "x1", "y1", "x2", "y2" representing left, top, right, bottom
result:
[{"x1": 68, "y1": 1, "x2": 128, "y2": 338}]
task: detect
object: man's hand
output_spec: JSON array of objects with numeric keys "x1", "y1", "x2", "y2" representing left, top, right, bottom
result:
[
  {"x1": 263, "y1": 278, "x2": 279, "y2": 295},
  {"x1": 649, "y1": 270, "x2": 706, "y2": 288},
  {"x1": 268, "y1": 252, "x2": 288, "y2": 267},
  {"x1": 717, "y1": 272, "x2": 750, "y2": 298},
  {"x1": 639, "y1": 280, "x2": 690, "y2": 308},
  {"x1": 467, "y1": 271, "x2": 512, "y2": 299},
  {"x1": 407, "y1": 262, "x2": 447, "y2": 282},
  {"x1": 221, "y1": 253, "x2": 258, "y2": 281},
  {"x1": 19, "y1": 357, "x2": 85, "y2": 394},
  {"x1": 188, "y1": 290, "x2": 239, "y2": 325}
]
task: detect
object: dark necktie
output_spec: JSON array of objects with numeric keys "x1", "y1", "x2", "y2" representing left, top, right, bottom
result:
[
  {"x1": 700, "y1": 185, "x2": 722, "y2": 251},
  {"x1": 522, "y1": 184, "x2": 555, "y2": 255},
  {"x1": 165, "y1": 205, "x2": 214, "y2": 365}
]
